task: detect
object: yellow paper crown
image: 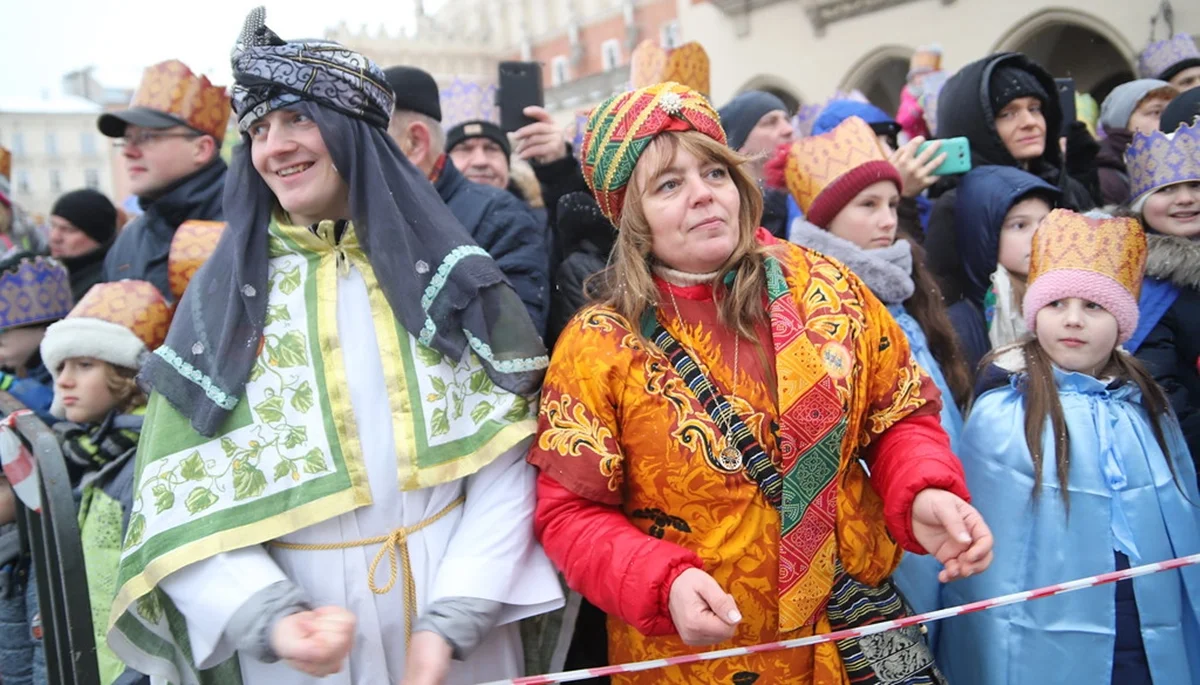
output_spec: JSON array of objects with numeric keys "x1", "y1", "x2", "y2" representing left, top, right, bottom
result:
[
  {"x1": 169, "y1": 220, "x2": 226, "y2": 301},
  {"x1": 1027, "y1": 210, "x2": 1147, "y2": 300},
  {"x1": 0, "y1": 146, "x2": 10, "y2": 183},
  {"x1": 130, "y1": 60, "x2": 231, "y2": 142},
  {"x1": 69, "y1": 280, "x2": 172, "y2": 351},
  {"x1": 909, "y1": 45, "x2": 943, "y2": 76},
  {"x1": 781, "y1": 117, "x2": 895, "y2": 225},
  {"x1": 630, "y1": 40, "x2": 711, "y2": 96}
]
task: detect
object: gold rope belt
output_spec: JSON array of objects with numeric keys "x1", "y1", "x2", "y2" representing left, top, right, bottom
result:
[{"x1": 269, "y1": 495, "x2": 465, "y2": 644}]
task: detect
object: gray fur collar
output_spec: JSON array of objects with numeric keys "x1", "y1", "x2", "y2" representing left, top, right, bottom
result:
[
  {"x1": 788, "y1": 218, "x2": 915, "y2": 304},
  {"x1": 1146, "y1": 233, "x2": 1200, "y2": 290}
]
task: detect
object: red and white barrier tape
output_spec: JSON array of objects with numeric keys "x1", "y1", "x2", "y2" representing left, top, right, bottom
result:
[{"x1": 482, "y1": 552, "x2": 1200, "y2": 685}]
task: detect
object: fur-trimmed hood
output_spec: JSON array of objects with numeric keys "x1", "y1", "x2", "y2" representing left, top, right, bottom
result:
[
  {"x1": 1146, "y1": 233, "x2": 1200, "y2": 290},
  {"x1": 788, "y1": 218, "x2": 915, "y2": 304}
]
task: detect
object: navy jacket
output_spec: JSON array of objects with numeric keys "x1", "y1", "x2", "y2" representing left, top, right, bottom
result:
[
  {"x1": 926, "y1": 165, "x2": 1060, "y2": 372},
  {"x1": 104, "y1": 160, "x2": 226, "y2": 300},
  {"x1": 435, "y1": 160, "x2": 551, "y2": 336}
]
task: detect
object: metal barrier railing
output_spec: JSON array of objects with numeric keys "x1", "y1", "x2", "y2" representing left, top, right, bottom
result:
[{"x1": 3, "y1": 390, "x2": 100, "y2": 685}]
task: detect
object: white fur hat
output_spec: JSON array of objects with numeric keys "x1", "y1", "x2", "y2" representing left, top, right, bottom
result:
[{"x1": 38, "y1": 280, "x2": 171, "y2": 419}]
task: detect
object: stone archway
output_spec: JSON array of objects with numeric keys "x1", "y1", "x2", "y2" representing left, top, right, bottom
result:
[
  {"x1": 839, "y1": 45, "x2": 912, "y2": 116},
  {"x1": 993, "y1": 9, "x2": 1135, "y2": 103}
]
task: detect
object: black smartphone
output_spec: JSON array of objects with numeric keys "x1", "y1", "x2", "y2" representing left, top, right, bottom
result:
[
  {"x1": 498, "y1": 61, "x2": 544, "y2": 133},
  {"x1": 1055, "y1": 77, "x2": 1076, "y2": 136}
]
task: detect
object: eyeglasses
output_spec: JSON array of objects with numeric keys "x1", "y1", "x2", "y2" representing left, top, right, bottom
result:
[{"x1": 113, "y1": 130, "x2": 201, "y2": 149}]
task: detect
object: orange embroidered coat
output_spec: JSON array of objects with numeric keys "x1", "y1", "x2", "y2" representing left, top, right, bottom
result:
[{"x1": 529, "y1": 237, "x2": 968, "y2": 684}]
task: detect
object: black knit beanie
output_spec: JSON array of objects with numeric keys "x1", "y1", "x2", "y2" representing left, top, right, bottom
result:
[
  {"x1": 988, "y1": 66, "x2": 1049, "y2": 116},
  {"x1": 50, "y1": 189, "x2": 117, "y2": 245}
]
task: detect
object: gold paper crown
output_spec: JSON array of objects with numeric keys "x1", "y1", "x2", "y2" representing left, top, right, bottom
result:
[
  {"x1": 168, "y1": 220, "x2": 226, "y2": 301},
  {"x1": 1027, "y1": 210, "x2": 1147, "y2": 300},
  {"x1": 909, "y1": 45, "x2": 943, "y2": 76},
  {"x1": 630, "y1": 40, "x2": 710, "y2": 96},
  {"x1": 130, "y1": 60, "x2": 232, "y2": 142},
  {"x1": 782, "y1": 117, "x2": 892, "y2": 218},
  {"x1": 0, "y1": 146, "x2": 10, "y2": 183},
  {"x1": 69, "y1": 280, "x2": 172, "y2": 351}
]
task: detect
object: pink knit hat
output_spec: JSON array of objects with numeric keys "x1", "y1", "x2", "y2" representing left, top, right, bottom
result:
[{"x1": 1022, "y1": 210, "x2": 1147, "y2": 343}]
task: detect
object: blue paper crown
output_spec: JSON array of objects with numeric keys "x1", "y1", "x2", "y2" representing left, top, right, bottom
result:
[
  {"x1": 440, "y1": 78, "x2": 499, "y2": 130},
  {"x1": 1139, "y1": 33, "x2": 1200, "y2": 79},
  {"x1": 0, "y1": 257, "x2": 73, "y2": 332},
  {"x1": 1126, "y1": 120, "x2": 1200, "y2": 201}
]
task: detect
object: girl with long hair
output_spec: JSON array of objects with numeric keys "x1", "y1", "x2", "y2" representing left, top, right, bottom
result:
[{"x1": 940, "y1": 210, "x2": 1200, "y2": 685}]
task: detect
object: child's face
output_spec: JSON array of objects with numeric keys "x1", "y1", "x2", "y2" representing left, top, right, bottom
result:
[
  {"x1": 826, "y1": 181, "x2": 900, "y2": 250},
  {"x1": 0, "y1": 327, "x2": 46, "y2": 370},
  {"x1": 1143, "y1": 182, "x2": 1200, "y2": 238},
  {"x1": 998, "y1": 197, "x2": 1051, "y2": 277},
  {"x1": 1035, "y1": 298, "x2": 1119, "y2": 377},
  {"x1": 56, "y1": 358, "x2": 118, "y2": 424}
]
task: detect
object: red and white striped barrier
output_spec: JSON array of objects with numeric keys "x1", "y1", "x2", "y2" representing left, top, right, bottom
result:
[{"x1": 483, "y1": 552, "x2": 1200, "y2": 685}]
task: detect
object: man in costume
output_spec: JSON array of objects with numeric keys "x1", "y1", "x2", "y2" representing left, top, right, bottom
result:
[
  {"x1": 106, "y1": 9, "x2": 562, "y2": 684},
  {"x1": 384, "y1": 66, "x2": 551, "y2": 337},
  {"x1": 98, "y1": 60, "x2": 230, "y2": 299}
]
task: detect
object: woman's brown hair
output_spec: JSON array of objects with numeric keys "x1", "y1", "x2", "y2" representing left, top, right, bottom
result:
[
  {"x1": 990, "y1": 339, "x2": 1177, "y2": 509},
  {"x1": 591, "y1": 130, "x2": 770, "y2": 340},
  {"x1": 903, "y1": 237, "x2": 973, "y2": 409}
]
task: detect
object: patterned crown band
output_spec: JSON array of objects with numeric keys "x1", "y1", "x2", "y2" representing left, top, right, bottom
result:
[
  {"x1": 441, "y1": 78, "x2": 499, "y2": 129},
  {"x1": 130, "y1": 60, "x2": 232, "y2": 141},
  {"x1": 1027, "y1": 210, "x2": 1147, "y2": 301},
  {"x1": 0, "y1": 257, "x2": 73, "y2": 331},
  {"x1": 630, "y1": 40, "x2": 711, "y2": 96},
  {"x1": 69, "y1": 280, "x2": 172, "y2": 351},
  {"x1": 580, "y1": 82, "x2": 725, "y2": 226},
  {"x1": 231, "y1": 6, "x2": 394, "y2": 133},
  {"x1": 1126, "y1": 121, "x2": 1200, "y2": 202},
  {"x1": 1139, "y1": 33, "x2": 1200, "y2": 80},
  {"x1": 169, "y1": 220, "x2": 227, "y2": 302}
]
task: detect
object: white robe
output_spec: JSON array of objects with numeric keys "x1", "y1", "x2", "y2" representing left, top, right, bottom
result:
[{"x1": 157, "y1": 264, "x2": 564, "y2": 684}]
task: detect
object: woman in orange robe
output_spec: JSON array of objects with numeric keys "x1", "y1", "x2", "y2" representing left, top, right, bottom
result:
[{"x1": 529, "y1": 82, "x2": 994, "y2": 684}]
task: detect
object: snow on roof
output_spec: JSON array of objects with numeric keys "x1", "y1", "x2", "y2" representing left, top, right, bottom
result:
[{"x1": 0, "y1": 94, "x2": 103, "y2": 115}]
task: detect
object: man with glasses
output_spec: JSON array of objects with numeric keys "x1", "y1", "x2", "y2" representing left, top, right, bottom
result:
[{"x1": 98, "y1": 60, "x2": 230, "y2": 299}]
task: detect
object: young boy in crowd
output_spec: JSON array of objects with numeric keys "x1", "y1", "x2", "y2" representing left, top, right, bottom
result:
[{"x1": 38, "y1": 279, "x2": 170, "y2": 685}]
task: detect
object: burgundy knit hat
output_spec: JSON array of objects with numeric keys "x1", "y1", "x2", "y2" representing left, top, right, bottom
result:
[{"x1": 770, "y1": 117, "x2": 902, "y2": 228}]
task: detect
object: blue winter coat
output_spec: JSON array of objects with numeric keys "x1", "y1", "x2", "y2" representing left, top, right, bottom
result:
[
  {"x1": 887, "y1": 304, "x2": 963, "y2": 652},
  {"x1": 939, "y1": 359, "x2": 1200, "y2": 685},
  {"x1": 435, "y1": 160, "x2": 551, "y2": 336}
]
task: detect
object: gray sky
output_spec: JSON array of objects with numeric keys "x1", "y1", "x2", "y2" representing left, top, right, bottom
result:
[{"x1": 1, "y1": 0, "x2": 443, "y2": 97}]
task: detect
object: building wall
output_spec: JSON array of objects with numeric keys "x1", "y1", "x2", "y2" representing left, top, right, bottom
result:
[
  {"x1": 678, "y1": 0, "x2": 1199, "y2": 111},
  {"x1": 518, "y1": 0, "x2": 678, "y2": 86},
  {"x1": 0, "y1": 112, "x2": 113, "y2": 220}
]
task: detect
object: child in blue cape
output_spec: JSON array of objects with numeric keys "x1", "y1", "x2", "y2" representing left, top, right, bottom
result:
[{"x1": 940, "y1": 209, "x2": 1200, "y2": 685}]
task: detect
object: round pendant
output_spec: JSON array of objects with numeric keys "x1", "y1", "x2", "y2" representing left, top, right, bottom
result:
[{"x1": 718, "y1": 445, "x2": 743, "y2": 471}]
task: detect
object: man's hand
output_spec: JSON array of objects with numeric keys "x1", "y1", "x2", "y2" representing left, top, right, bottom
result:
[
  {"x1": 911, "y1": 488, "x2": 995, "y2": 582},
  {"x1": 668, "y1": 567, "x2": 741, "y2": 646},
  {"x1": 400, "y1": 630, "x2": 454, "y2": 685},
  {"x1": 889, "y1": 137, "x2": 946, "y2": 198},
  {"x1": 271, "y1": 606, "x2": 356, "y2": 677},
  {"x1": 512, "y1": 106, "x2": 569, "y2": 165}
]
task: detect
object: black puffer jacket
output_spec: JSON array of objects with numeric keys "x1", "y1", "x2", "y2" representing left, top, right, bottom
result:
[
  {"x1": 104, "y1": 159, "x2": 226, "y2": 300},
  {"x1": 925, "y1": 53, "x2": 1096, "y2": 304},
  {"x1": 1132, "y1": 234, "x2": 1200, "y2": 469},
  {"x1": 546, "y1": 191, "x2": 616, "y2": 346}
]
